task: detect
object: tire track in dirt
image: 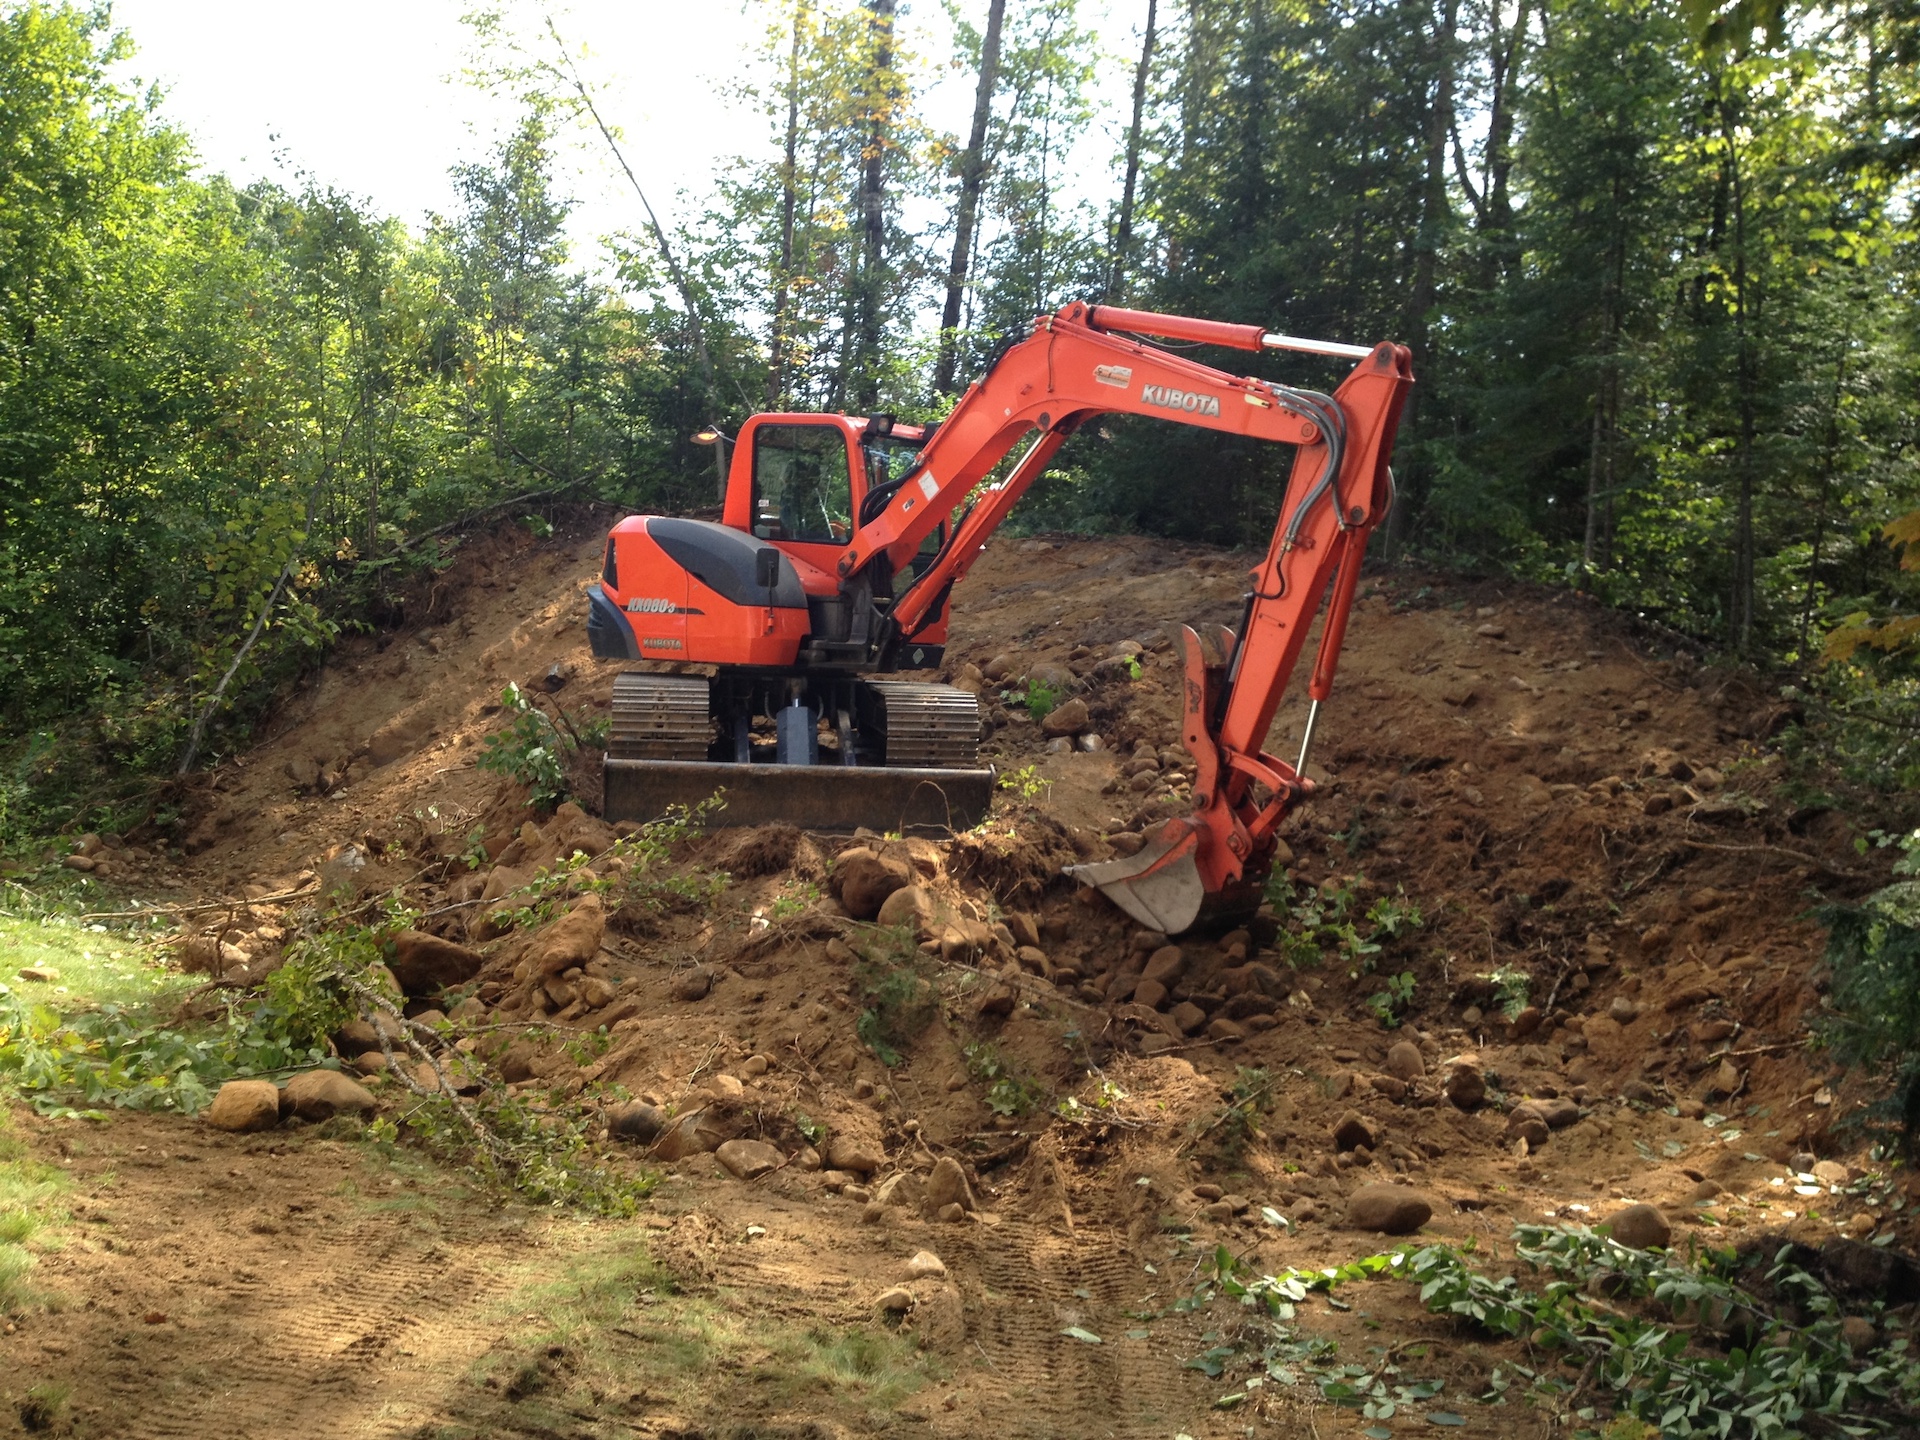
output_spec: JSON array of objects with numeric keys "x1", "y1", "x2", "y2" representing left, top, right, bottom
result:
[
  {"x1": 952, "y1": 1216, "x2": 1167, "y2": 1440},
  {"x1": 66, "y1": 1171, "x2": 522, "y2": 1440}
]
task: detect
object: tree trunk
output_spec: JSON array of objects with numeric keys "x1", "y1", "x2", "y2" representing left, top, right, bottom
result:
[
  {"x1": 1799, "y1": 338, "x2": 1849, "y2": 655},
  {"x1": 1389, "y1": 0, "x2": 1457, "y2": 553},
  {"x1": 1108, "y1": 0, "x2": 1158, "y2": 302},
  {"x1": 853, "y1": 0, "x2": 897, "y2": 412},
  {"x1": 934, "y1": 0, "x2": 1006, "y2": 396},
  {"x1": 1719, "y1": 86, "x2": 1757, "y2": 651},
  {"x1": 768, "y1": 6, "x2": 806, "y2": 410}
]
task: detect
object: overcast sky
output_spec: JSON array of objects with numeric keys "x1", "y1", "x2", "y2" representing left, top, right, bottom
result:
[{"x1": 107, "y1": 0, "x2": 1143, "y2": 285}]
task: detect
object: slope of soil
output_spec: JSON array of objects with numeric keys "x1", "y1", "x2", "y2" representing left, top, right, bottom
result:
[{"x1": 5, "y1": 512, "x2": 1911, "y2": 1440}]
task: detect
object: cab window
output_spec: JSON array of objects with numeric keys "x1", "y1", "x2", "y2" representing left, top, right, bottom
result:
[{"x1": 753, "y1": 424, "x2": 853, "y2": 544}]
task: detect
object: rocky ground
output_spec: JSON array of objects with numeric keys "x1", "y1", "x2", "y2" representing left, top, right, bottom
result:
[{"x1": 4, "y1": 510, "x2": 1914, "y2": 1439}]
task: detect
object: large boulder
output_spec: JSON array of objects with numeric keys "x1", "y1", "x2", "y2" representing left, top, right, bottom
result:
[
  {"x1": 924, "y1": 1156, "x2": 975, "y2": 1214},
  {"x1": 715, "y1": 1139, "x2": 785, "y2": 1180},
  {"x1": 527, "y1": 894, "x2": 606, "y2": 976},
  {"x1": 1605, "y1": 1202, "x2": 1672, "y2": 1250},
  {"x1": 281, "y1": 1069, "x2": 378, "y2": 1122},
  {"x1": 386, "y1": 931, "x2": 484, "y2": 996},
  {"x1": 831, "y1": 849, "x2": 912, "y2": 920},
  {"x1": 206, "y1": 1080, "x2": 282, "y2": 1133},
  {"x1": 1039, "y1": 698, "x2": 1090, "y2": 738},
  {"x1": 1346, "y1": 1185, "x2": 1433, "y2": 1235}
]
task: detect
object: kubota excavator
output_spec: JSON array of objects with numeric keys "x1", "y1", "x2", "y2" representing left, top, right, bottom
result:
[{"x1": 585, "y1": 300, "x2": 1412, "y2": 934}]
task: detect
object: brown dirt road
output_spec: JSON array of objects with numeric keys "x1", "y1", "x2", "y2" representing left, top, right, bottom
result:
[{"x1": 3, "y1": 511, "x2": 1909, "y2": 1439}]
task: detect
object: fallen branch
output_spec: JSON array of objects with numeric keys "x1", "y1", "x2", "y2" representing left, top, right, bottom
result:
[
  {"x1": 76, "y1": 883, "x2": 318, "y2": 923},
  {"x1": 1677, "y1": 836, "x2": 1860, "y2": 879}
]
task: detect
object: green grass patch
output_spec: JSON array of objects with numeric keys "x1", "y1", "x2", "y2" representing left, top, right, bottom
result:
[
  {"x1": 468, "y1": 1224, "x2": 932, "y2": 1422},
  {"x1": 0, "y1": 1110, "x2": 71, "y2": 1315},
  {"x1": 0, "y1": 915, "x2": 191, "y2": 1012}
]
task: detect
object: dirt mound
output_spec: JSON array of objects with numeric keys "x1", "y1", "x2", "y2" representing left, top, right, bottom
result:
[{"x1": 21, "y1": 521, "x2": 1917, "y2": 1437}]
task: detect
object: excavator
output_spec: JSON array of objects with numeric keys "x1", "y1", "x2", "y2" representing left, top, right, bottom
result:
[{"x1": 585, "y1": 301, "x2": 1412, "y2": 934}]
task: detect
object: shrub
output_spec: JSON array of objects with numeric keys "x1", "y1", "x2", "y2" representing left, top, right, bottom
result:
[{"x1": 1818, "y1": 828, "x2": 1920, "y2": 1147}]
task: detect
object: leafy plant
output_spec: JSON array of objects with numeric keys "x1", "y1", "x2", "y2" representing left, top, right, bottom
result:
[
  {"x1": 997, "y1": 764, "x2": 1049, "y2": 802},
  {"x1": 1818, "y1": 828, "x2": 1920, "y2": 1147},
  {"x1": 1483, "y1": 966, "x2": 1533, "y2": 1020},
  {"x1": 476, "y1": 682, "x2": 603, "y2": 810},
  {"x1": 852, "y1": 929, "x2": 938, "y2": 1067},
  {"x1": 1367, "y1": 971, "x2": 1416, "y2": 1028},
  {"x1": 963, "y1": 1040, "x2": 1045, "y2": 1116}
]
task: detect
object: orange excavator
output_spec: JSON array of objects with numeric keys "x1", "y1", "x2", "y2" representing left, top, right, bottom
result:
[{"x1": 586, "y1": 301, "x2": 1412, "y2": 933}]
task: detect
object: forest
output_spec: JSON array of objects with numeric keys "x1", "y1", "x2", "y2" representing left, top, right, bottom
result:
[{"x1": 0, "y1": 0, "x2": 1916, "y2": 834}]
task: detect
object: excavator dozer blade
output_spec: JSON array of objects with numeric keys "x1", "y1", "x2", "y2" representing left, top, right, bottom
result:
[
  {"x1": 1065, "y1": 820, "x2": 1207, "y2": 935},
  {"x1": 604, "y1": 758, "x2": 994, "y2": 837}
]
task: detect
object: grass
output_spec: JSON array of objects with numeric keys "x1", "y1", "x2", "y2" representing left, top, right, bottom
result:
[
  {"x1": 0, "y1": 1109, "x2": 71, "y2": 1315},
  {"x1": 0, "y1": 915, "x2": 189, "y2": 1012},
  {"x1": 466, "y1": 1223, "x2": 932, "y2": 1425}
]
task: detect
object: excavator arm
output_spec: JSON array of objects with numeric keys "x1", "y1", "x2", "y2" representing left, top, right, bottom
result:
[{"x1": 844, "y1": 300, "x2": 1414, "y2": 933}]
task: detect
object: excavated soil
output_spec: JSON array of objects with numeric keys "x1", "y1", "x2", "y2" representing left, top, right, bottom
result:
[{"x1": 5, "y1": 509, "x2": 1913, "y2": 1439}]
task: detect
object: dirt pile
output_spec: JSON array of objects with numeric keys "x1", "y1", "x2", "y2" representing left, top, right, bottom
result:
[{"x1": 14, "y1": 517, "x2": 1918, "y2": 1437}]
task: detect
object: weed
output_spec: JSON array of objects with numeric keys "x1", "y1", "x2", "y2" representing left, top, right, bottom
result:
[
  {"x1": 997, "y1": 764, "x2": 1049, "y2": 802},
  {"x1": 1195, "y1": 1066, "x2": 1273, "y2": 1165},
  {"x1": 852, "y1": 928, "x2": 938, "y2": 1067},
  {"x1": 963, "y1": 1041, "x2": 1046, "y2": 1116},
  {"x1": 1483, "y1": 966, "x2": 1532, "y2": 1019},
  {"x1": 1818, "y1": 827, "x2": 1920, "y2": 1147},
  {"x1": 768, "y1": 882, "x2": 820, "y2": 921},
  {"x1": 476, "y1": 682, "x2": 605, "y2": 810},
  {"x1": 1367, "y1": 971, "x2": 1416, "y2": 1028}
]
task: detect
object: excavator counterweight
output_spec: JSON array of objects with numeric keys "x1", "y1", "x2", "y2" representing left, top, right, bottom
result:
[{"x1": 586, "y1": 301, "x2": 1413, "y2": 928}]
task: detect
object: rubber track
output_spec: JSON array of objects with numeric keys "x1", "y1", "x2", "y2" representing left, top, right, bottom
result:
[
  {"x1": 608, "y1": 673, "x2": 710, "y2": 761},
  {"x1": 865, "y1": 681, "x2": 980, "y2": 769}
]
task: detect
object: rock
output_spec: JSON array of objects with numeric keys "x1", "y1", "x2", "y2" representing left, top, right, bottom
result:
[
  {"x1": 1444, "y1": 1059, "x2": 1486, "y2": 1111},
  {"x1": 875, "y1": 1286, "x2": 915, "y2": 1314},
  {"x1": 1506, "y1": 1109, "x2": 1551, "y2": 1148},
  {"x1": 1039, "y1": 697, "x2": 1090, "y2": 737},
  {"x1": 741, "y1": 1054, "x2": 771, "y2": 1077},
  {"x1": 206, "y1": 1080, "x2": 282, "y2": 1132},
  {"x1": 1621, "y1": 1079, "x2": 1659, "y2": 1105},
  {"x1": 832, "y1": 849, "x2": 912, "y2": 920},
  {"x1": 1811, "y1": 1160, "x2": 1849, "y2": 1186},
  {"x1": 705, "y1": 1074, "x2": 745, "y2": 1102},
  {"x1": 386, "y1": 930, "x2": 484, "y2": 996},
  {"x1": 1346, "y1": 1185, "x2": 1433, "y2": 1235},
  {"x1": 1332, "y1": 1111, "x2": 1379, "y2": 1152},
  {"x1": 1386, "y1": 1041, "x2": 1426, "y2": 1081},
  {"x1": 825, "y1": 1135, "x2": 883, "y2": 1176},
  {"x1": 1206, "y1": 1017, "x2": 1247, "y2": 1043},
  {"x1": 281, "y1": 1069, "x2": 378, "y2": 1122},
  {"x1": 352, "y1": 1051, "x2": 388, "y2": 1076},
  {"x1": 877, "y1": 884, "x2": 935, "y2": 932},
  {"x1": 1168, "y1": 1001, "x2": 1207, "y2": 1035},
  {"x1": 1201, "y1": 1200, "x2": 1235, "y2": 1222},
  {"x1": 937, "y1": 1202, "x2": 966, "y2": 1223},
  {"x1": 579, "y1": 976, "x2": 617, "y2": 1009},
  {"x1": 670, "y1": 966, "x2": 713, "y2": 1002},
  {"x1": 16, "y1": 966, "x2": 58, "y2": 983},
  {"x1": 1788, "y1": 1151, "x2": 1819, "y2": 1175},
  {"x1": 1005, "y1": 912, "x2": 1040, "y2": 948},
  {"x1": 1608, "y1": 996, "x2": 1641, "y2": 1023},
  {"x1": 607, "y1": 1101, "x2": 667, "y2": 1145},
  {"x1": 714, "y1": 1139, "x2": 784, "y2": 1180},
  {"x1": 1191, "y1": 1183, "x2": 1224, "y2": 1201},
  {"x1": 1605, "y1": 1202, "x2": 1672, "y2": 1249},
  {"x1": 526, "y1": 895, "x2": 605, "y2": 977},
  {"x1": 61, "y1": 854, "x2": 96, "y2": 872},
  {"x1": 1841, "y1": 1316, "x2": 1877, "y2": 1353},
  {"x1": 652, "y1": 1113, "x2": 719, "y2": 1161},
  {"x1": 925, "y1": 1156, "x2": 975, "y2": 1214},
  {"x1": 1509, "y1": 1006, "x2": 1543, "y2": 1038},
  {"x1": 905, "y1": 1250, "x2": 947, "y2": 1280},
  {"x1": 1132, "y1": 979, "x2": 1169, "y2": 1010},
  {"x1": 1141, "y1": 946, "x2": 1185, "y2": 986}
]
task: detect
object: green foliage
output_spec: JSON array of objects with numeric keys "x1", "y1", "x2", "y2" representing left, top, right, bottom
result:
[
  {"x1": 1818, "y1": 829, "x2": 1920, "y2": 1147},
  {"x1": 477, "y1": 683, "x2": 603, "y2": 811},
  {"x1": 850, "y1": 928, "x2": 938, "y2": 1067},
  {"x1": 962, "y1": 1040, "x2": 1045, "y2": 1116},
  {"x1": 1272, "y1": 875, "x2": 1422, "y2": 977},
  {"x1": 1482, "y1": 967, "x2": 1534, "y2": 1021},
  {"x1": 1366, "y1": 972, "x2": 1416, "y2": 1029},
  {"x1": 996, "y1": 764, "x2": 1049, "y2": 801},
  {"x1": 1177, "y1": 1226, "x2": 1920, "y2": 1437}
]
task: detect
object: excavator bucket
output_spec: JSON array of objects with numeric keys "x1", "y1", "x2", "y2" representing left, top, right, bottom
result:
[{"x1": 1064, "y1": 819, "x2": 1207, "y2": 935}]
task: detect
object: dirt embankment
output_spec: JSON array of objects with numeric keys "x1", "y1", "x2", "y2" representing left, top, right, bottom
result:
[{"x1": 6, "y1": 517, "x2": 1908, "y2": 1439}]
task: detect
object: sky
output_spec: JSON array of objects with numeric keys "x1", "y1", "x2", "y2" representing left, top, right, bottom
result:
[{"x1": 107, "y1": 0, "x2": 1145, "y2": 285}]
